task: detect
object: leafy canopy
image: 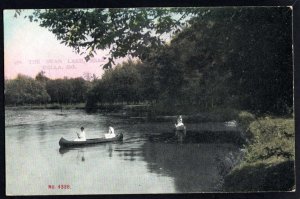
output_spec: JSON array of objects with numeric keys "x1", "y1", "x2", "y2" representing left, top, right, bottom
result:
[{"x1": 20, "y1": 8, "x2": 200, "y2": 68}]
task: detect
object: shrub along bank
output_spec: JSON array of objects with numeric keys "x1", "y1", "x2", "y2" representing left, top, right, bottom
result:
[{"x1": 224, "y1": 112, "x2": 295, "y2": 191}]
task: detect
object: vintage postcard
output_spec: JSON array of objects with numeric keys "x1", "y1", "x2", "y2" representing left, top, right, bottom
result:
[{"x1": 4, "y1": 6, "x2": 295, "y2": 195}]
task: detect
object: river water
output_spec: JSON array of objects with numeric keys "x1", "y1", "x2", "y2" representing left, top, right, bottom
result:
[{"x1": 5, "y1": 109, "x2": 242, "y2": 195}]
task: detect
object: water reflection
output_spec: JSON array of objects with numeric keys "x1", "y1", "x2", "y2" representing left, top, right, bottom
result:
[
  {"x1": 111, "y1": 139, "x2": 241, "y2": 192},
  {"x1": 59, "y1": 147, "x2": 71, "y2": 155},
  {"x1": 118, "y1": 149, "x2": 143, "y2": 161},
  {"x1": 147, "y1": 131, "x2": 245, "y2": 145},
  {"x1": 58, "y1": 146, "x2": 86, "y2": 162},
  {"x1": 108, "y1": 144, "x2": 113, "y2": 157},
  {"x1": 111, "y1": 133, "x2": 241, "y2": 192},
  {"x1": 59, "y1": 147, "x2": 87, "y2": 163},
  {"x1": 37, "y1": 123, "x2": 47, "y2": 142},
  {"x1": 76, "y1": 148, "x2": 85, "y2": 162},
  {"x1": 141, "y1": 142, "x2": 239, "y2": 192},
  {"x1": 175, "y1": 130, "x2": 186, "y2": 143},
  {"x1": 58, "y1": 143, "x2": 116, "y2": 161},
  {"x1": 59, "y1": 144, "x2": 144, "y2": 163}
]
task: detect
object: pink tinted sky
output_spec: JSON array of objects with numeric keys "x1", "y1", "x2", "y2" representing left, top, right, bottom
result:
[{"x1": 4, "y1": 9, "x2": 127, "y2": 80}]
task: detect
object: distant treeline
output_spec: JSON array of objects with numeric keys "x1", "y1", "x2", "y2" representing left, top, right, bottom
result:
[{"x1": 5, "y1": 72, "x2": 90, "y2": 105}]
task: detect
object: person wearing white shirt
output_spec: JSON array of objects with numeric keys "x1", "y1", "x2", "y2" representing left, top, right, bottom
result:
[
  {"x1": 74, "y1": 127, "x2": 86, "y2": 141},
  {"x1": 175, "y1": 115, "x2": 184, "y2": 128},
  {"x1": 105, "y1": 126, "x2": 116, "y2": 139},
  {"x1": 175, "y1": 115, "x2": 186, "y2": 139}
]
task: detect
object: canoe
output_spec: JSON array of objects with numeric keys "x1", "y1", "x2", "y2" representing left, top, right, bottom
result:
[{"x1": 59, "y1": 133, "x2": 123, "y2": 148}]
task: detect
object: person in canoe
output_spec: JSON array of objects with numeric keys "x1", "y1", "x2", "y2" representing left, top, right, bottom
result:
[
  {"x1": 174, "y1": 115, "x2": 186, "y2": 140},
  {"x1": 74, "y1": 127, "x2": 86, "y2": 141},
  {"x1": 175, "y1": 115, "x2": 185, "y2": 129},
  {"x1": 105, "y1": 126, "x2": 116, "y2": 139}
]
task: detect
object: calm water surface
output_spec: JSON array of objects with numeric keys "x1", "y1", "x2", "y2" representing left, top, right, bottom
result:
[{"x1": 5, "y1": 109, "x2": 241, "y2": 195}]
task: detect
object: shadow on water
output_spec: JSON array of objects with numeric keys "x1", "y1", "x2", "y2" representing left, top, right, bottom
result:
[
  {"x1": 36, "y1": 123, "x2": 47, "y2": 142},
  {"x1": 59, "y1": 141, "x2": 120, "y2": 156},
  {"x1": 109, "y1": 134, "x2": 241, "y2": 192},
  {"x1": 147, "y1": 130, "x2": 245, "y2": 145},
  {"x1": 113, "y1": 131, "x2": 243, "y2": 192},
  {"x1": 59, "y1": 147, "x2": 87, "y2": 163},
  {"x1": 15, "y1": 129, "x2": 26, "y2": 142},
  {"x1": 59, "y1": 139, "x2": 144, "y2": 162},
  {"x1": 142, "y1": 142, "x2": 241, "y2": 192},
  {"x1": 114, "y1": 147, "x2": 144, "y2": 161}
]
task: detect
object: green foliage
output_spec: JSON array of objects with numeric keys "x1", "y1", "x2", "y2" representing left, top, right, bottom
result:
[
  {"x1": 224, "y1": 116, "x2": 295, "y2": 191},
  {"x1": 21, "y1": 7, "x2": 293, "y2": 115},
  {"x1": 45, "y1": 77, "x2": 89, "y2": 104},
  {"x1": 144, "y1": 33, "x2": 234, "y2": 110},
  {"x1": 5, "y1": 74, "x2": 50, "y2": 105},
  {"x1": 5, "y1": 72, "x2": 90, "y2": 106},
  {"x1": 236, "y1": 111, "x2": 256, "y2": 133},
  {"x1": 138, "y1": 62, "x2": 160, "y2": 103},
  {"x1": 244, "y1": 117, "x2": 295, "y2": 163},
  {"x1": 155, "y1": 7, "x2": 293, "y2": 115},
  {"x1": 86, "y1": 59, "x2": 144, "y2": 108},
  {"x1": 69, "y1": 77, "x2": 90, "y2": 103},
  {"x1": 45, "y1": 79, "x2": 73, "y2": 104},
  {"x1": 27, "y1": 8, "x2": 197, "y2": 68},
  {"x1": 35, "y1": 71, "x2": 49, "y2": 83},
  {"x1": 237, "y1": 111, "x2": 256, "y2": 124}
]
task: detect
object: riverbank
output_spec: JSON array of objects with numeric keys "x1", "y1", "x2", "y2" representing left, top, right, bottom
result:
[
  {"x1": 5, "y1": 103, "x2": 86, "y2": 110},
  {"x1": 89, "y1": 104, "x2": 243, "y2": 123},
  {"x1": 223, "y1": 113, "x2": 295, "y2": 191},
  {"x1": 7, "y1": 103, "x2": 243, "y2": 123}
]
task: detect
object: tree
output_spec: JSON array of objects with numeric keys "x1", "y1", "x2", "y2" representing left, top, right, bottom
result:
[
  {"x1": 139, "y1": 62, "x2": 160, "y2": 103},
  {"x1": 5, "y1": 74, "x2": 50, "y2": 105},
  {"x1": 198, "y1": 7, "x2": 293, "y2": 114},
  {"x1": 69, "y1": 77, "x2": 89, "y2": 103},
  {"x1": 35, "y1": 71, "x2": 49, "y2": 83},
  {"x1": 145, "y1": 7, "x2": 293, "y2": 114},
  {"x1": 21, "y1": 8, "x2": 198, "y2": 68},
  {"x1": 46, "y1": 79, "x2": 73, "y2": 104}
]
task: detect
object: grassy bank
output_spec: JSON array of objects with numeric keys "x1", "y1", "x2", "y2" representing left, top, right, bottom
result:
[{"x1": 224, "y1": 112, "x2": 295, "y2": 191}]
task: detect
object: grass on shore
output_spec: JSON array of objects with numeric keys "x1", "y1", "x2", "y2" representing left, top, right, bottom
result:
[{"x1": 224, "y1": 113, "x2": 295, "y2": 191}]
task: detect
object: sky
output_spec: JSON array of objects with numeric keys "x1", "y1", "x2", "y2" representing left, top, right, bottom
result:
[{"x1": 3, "y1": 9, "x2": 124, "y2": 80}]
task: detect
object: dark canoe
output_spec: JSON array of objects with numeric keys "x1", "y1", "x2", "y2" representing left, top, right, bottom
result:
[{"x1": 59, "y1": 133, "x2": 123, "y2": 148}]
